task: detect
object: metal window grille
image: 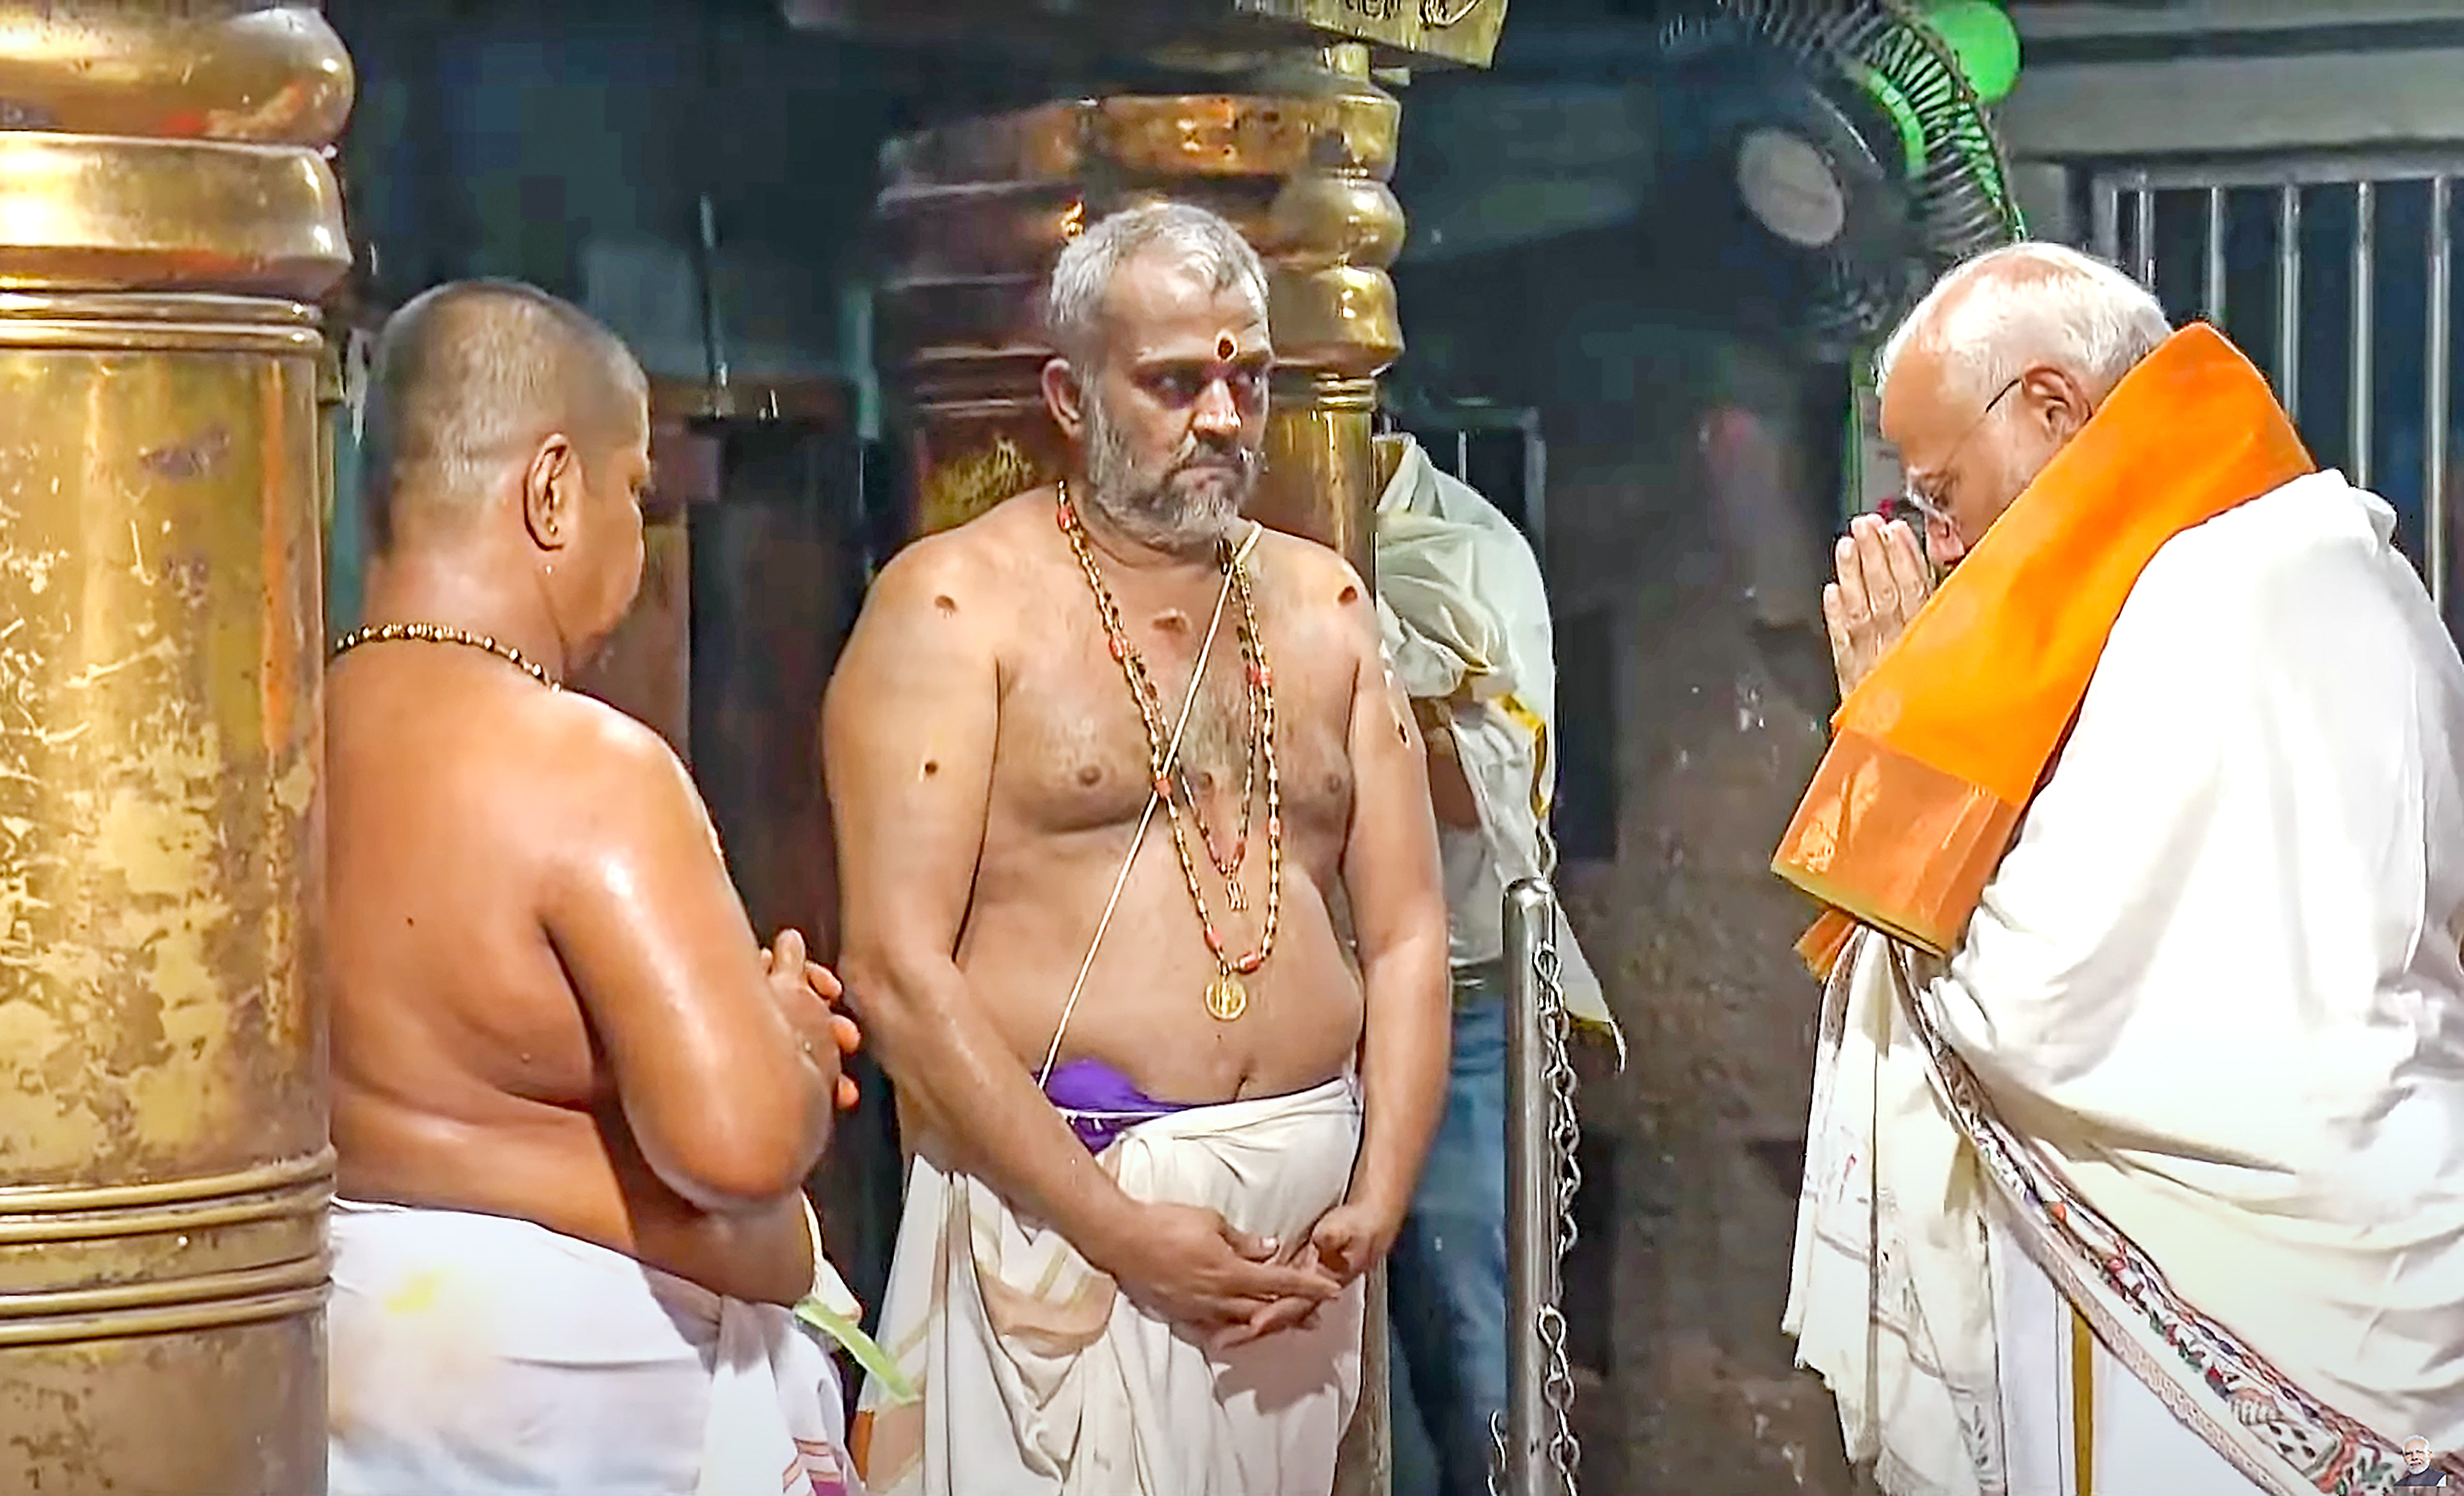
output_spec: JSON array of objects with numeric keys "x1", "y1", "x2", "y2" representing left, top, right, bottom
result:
[
  {"x1": 1383, "y1": 400, "x2": 1549, "y2": 551},
  {"x1": 2089, "y1": 152, "x2": 2464, "y2": 614}
]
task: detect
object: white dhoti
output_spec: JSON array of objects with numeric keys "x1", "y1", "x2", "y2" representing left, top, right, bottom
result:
[
  {"x1": 854, "y1": 1077, "x2": 1366, "y2": 1496},
  {"x1": 1790, "y1": 474, "x2": 2464, "y2": 1495},
  {"x1": 329, "y1": 1199, "x2": 860, "y2": 1496},
  {"x1": 1988, "y1": 1214, "x2": 2256, "y2": 1495}
]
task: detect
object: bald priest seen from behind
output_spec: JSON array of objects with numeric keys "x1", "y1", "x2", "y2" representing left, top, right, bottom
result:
[{"x1": 322, "y1": 280, "x2": 868, "y2": 1496}]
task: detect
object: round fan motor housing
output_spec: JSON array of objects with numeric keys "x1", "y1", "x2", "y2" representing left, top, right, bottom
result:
[
  {"x1": 1735, "y1": 126, "x2": 1847, "y2": 248},
  {"x1": 1652, "y1": 1, "x2": 2025, "y2": 349},
  {"x1": 1662, "y1": 45, "x2": 1926, "y2": 282}
]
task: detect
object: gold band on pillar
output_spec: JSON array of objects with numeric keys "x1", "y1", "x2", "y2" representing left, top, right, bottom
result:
[
  {"x1": 877, "y1": 43, "x2": 1404, "y2": 581},
  {"x1": 1260, "y1": 370, "x2": 1386, "y2": 584},
  {"x1": 0, "y1": 7, "x2": 350, "y2": 1493}
]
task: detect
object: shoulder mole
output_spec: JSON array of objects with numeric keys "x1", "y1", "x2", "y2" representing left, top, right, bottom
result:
[
  {"x1": 922, "y1": 759, "x2": 940, "y2": 777},
  {"x1": 934, "y1": 594, "x2": 958, "y2": 615},
  {"x1": 1337, "y1": 583, "x2": 1359, "y2": 605}
]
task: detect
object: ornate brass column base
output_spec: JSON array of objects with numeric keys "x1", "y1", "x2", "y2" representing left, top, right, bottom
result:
[
  {"x1": 0, "y1": 8, "x2": 351, "y2": 1493},
  {"x1": 0, "y1": 1157, "x2": 332, "y2": 1492}
]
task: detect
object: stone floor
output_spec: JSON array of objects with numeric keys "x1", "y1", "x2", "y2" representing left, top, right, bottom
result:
[
  {"x1": 1380, "y1": 1033, "x2": 1866, "y2": 1496},
  {"x1": 1383, "y1": 1267, "x2": 1864, "y2": 1496}
]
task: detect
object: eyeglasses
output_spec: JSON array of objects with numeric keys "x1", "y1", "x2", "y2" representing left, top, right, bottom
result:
[{"x1": 1889, "y1": 374, "x2": 2023, "y2": 528}]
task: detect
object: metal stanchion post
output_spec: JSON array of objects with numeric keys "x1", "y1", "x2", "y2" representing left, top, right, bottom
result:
[{"x1": 1496, "y1": 878, "x2": 1582, "y2": 1496}]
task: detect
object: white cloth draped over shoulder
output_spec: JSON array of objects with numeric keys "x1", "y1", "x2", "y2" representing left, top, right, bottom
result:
[
  {"x1": 327, "y1": 1198, "x2": 862, "y2": 1496},
  {"x1": 1372, "y1": 434, "x2": 1621, "y2": 1048},
  {"x1": 853, "y1": 1078, "x2": 1365, "y2": 1496},
  {"x1": 1789, "y1": 472, "x2": 2464, "y2": 1495}
]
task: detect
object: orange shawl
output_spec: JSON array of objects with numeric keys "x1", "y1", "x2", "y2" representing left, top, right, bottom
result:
[{"x1": 1776, "y1": 323, "x2": 2315, "y2": 968}]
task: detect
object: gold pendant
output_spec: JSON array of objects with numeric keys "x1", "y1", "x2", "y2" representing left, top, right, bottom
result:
[{"x1": 1205, "y1": 973, "x2": 1248, "y2": 1022}]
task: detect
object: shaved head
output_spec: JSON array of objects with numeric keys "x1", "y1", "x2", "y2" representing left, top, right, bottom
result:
[{"x1": 362, "y1": 279, "x2": 647, "y2": 551}]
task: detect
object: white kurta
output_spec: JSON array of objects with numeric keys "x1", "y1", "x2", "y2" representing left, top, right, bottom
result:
[{"x1": 1793, "y1": 470, "x2": 2464, "y2": 1493}]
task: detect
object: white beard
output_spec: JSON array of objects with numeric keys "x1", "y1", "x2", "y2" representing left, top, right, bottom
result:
[{"x1": 1082, "y1": 395, "x2": 1259, "y2": 552}]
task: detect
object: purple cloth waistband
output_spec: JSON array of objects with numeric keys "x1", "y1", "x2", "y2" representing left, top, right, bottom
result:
[{"x1": 1043, "y1": 1058, "x2": 1194, "y2": 1155}]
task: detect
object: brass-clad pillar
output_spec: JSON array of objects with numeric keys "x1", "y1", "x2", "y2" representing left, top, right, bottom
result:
[
  {"x1": 876, "y1": 42, "x2": 1404, "y2": 580},
  {"x1": 0, "y1": 7, "x2": 352, "y2": 1493},
  {"x1": 1245, "y1": 47, "x2": 1406, "y2": 577}
]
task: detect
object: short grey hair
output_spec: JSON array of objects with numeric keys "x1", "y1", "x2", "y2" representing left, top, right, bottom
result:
[
  {"x1": 1878, "y1": 242, "x2": 2172, "y2": 404},
  {"x1": 1044, "y1": 201, "x2": 1270, "y2": 368}
]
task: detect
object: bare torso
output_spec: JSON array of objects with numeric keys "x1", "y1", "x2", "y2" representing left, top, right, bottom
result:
[
  {"x1": 326, "y1": 649, "x2": 804, "y2": 1302},
  {"x1": 939, "y1": 491, "x2": 1371, "y2": 1105}
]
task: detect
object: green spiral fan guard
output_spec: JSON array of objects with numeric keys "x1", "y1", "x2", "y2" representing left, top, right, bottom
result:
[
  {"x1": 1661, "y1": 0, "x2": 2028, "y2": 351},
  {"x1": 1850, "y1": 0, "x2": 2029, "y2": 518},
  {"x1": 1660, "y1": 0, "x2": 2028, "y2": 520},
  {"x1": 1850, "y1": 1, "x2": 2026, "y2": 247}
]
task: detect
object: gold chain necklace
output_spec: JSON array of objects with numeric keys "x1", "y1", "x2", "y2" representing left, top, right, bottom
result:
[
  {"x1": 330, "y1": 621, "x2": 561, "y2": 690},
  {"x1": 1057, "y1": 480, "x2": 1281, "y2": 1022}
]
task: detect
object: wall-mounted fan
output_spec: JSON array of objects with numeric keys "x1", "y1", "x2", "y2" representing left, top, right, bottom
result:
[{"x1": 1655, "y1": 0, "x2": 2026, "y2": 357}]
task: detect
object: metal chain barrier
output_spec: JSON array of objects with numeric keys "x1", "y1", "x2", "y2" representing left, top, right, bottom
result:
[{"x1": 1492, "y1": 878, "x2": 1584, "y2": 1496}]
